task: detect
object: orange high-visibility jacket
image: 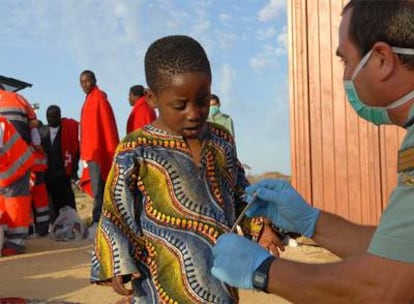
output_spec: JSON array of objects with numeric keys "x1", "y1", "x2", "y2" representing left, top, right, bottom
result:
[
  {"x1": 0, "y1": 116, "x2": 34, "y2": 187},
  {"x1": 0, "y1": 89, "x2": 37, "y2": 144},
  {"x1": 32, "y1": 148, "x2": 47, "y2": 173}
]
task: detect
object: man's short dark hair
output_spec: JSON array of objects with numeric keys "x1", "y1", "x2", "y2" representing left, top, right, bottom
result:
[
  {"x1": 343, "y1": 0, "x2": 414, "y2": 69},
  {"x1": 210, "y1": 94, "x2": 220, "y2": 104},
  {"x1": 46, "y1": 104, "x2": 61, "y2": 116},
  {"x1": 80, "y1": 70, "x2": 97, "y2": 83},
  {"x1": 130, "y1": 85, "x2": 145, "y2": 98},
  {"x1": 144, "y1": 35, "x2": 211, "y2": 94}
]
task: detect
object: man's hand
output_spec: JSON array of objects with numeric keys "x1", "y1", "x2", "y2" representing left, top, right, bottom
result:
[
  {"x1": 245, "y1": 179, "x2": 320, "y2": 238},
  {"x1": 211, "y1": 234, "x2": 271, "y2": 289}
]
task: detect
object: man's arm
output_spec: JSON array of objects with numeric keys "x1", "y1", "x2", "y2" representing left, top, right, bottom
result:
[
  {"x1": 312, "y1": 211, "x2": 375, "y2": 258},
  {"x1": 268, "y1": 252, "x2": 414, "y2": 303}
]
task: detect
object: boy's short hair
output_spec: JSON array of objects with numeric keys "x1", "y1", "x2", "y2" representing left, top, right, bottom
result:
[{"x1": 145, "y1": 35, "x2": 211, "y2": 94}]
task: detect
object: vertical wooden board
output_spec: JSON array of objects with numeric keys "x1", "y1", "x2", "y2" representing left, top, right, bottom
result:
[
  {"x1": 319, "y1": 0, "x2": 336, "y2": 213},
  {"x1": 288, "y1": 0, "x2": 297, "y2": 186},
  {"x1": 289, "y1": 0, "x2": 312, "y2": 203},
  {"x1": 345, "y1": 96, "x2": 363, "y2": 222},
  {"x1": 295, "y1": 2, "x2": 309, "y2": 192},
  {"x1": 352, "y1": 121, "x2": 367, "y2": 223},
  {"x1": 307, "y1": 0, "x2": 324, "y2": 209},
  {"x1": 298, "y1": 0, "x2": 312, "y2": 203},
  {"x1": 331, "y1": 0, "x2": 350, "y2": 219}
]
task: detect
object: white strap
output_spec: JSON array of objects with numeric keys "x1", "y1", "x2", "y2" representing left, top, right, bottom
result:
[{"x1": 392, "y1": 47, "x2": 414, "y2": 56}]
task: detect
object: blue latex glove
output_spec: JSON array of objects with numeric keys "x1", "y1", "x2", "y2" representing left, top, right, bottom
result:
[
  {"x1": 245, "y1": 179, "x2": 320, "y2": 238},
  {"x1": 211, "y1": 233, "x2": 271, "y2": 289}
]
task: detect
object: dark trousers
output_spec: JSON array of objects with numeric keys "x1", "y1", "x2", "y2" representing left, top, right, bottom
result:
[
  {"x1": 46, "y1": 175, "x2": 76, "y2": 224},
  {"x1": 88, "y1": 161, "x2": 105, "y2": 224}
]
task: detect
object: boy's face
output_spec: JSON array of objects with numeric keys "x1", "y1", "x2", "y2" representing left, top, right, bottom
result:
[{"x1": 147, "y1": 72, "x2": 211, "y2": 139}]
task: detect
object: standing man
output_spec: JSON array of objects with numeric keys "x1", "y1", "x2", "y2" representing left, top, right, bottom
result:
[
  {"x1": 212, "y1": 0, "x2": 414, "y2": 302},
  {"x1": 126, "y1": 84, "x2": 156, "y2": 134},
  {"x1": 39, "y1": 105, "x2": 80, "y2": 224},
  {"x1": 207, "y1": 94, "x2": 235, "y2": 137},
  {"x1": 79, "y1": 70, "x2": 119, "y2": 236}
]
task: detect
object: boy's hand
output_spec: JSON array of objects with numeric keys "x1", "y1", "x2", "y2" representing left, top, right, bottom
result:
[
  {"x1": 257, "y1": 219, "x2": 285, "y2": 256},
  {"x1": 111, "y1": 273, "x2": 141, "y2": 296}
]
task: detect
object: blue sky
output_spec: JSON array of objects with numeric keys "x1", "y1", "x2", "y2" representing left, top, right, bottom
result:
[{"x1": 0, "y1": 0, "x2": 290, "y2": 175}]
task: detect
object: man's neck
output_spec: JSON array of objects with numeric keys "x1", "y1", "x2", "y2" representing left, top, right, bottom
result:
[{"x1": 388, "y1": 98, "x2": 414, "y2": 127}]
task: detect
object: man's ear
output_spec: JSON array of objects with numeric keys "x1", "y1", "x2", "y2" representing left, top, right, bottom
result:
[
  {"x1": 372, "y1": 42, "x2": 397, "y2": 81},
  {"x1": 145, "y1": 89, "x2": 157, "y2": 109}
]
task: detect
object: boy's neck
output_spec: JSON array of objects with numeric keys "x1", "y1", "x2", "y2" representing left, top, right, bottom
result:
[{"x1": 185, "y1": 138, "x2": 203, "y2": 165}]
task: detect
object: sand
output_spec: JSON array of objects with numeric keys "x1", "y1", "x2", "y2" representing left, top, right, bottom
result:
[{"x1": 0, "y1": 193, "x2": 339, "y2": 304}]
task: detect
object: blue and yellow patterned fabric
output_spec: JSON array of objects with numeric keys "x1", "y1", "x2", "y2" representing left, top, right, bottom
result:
[{"x1": 91, "y1": 123, "x2": 262, "y2": 304}]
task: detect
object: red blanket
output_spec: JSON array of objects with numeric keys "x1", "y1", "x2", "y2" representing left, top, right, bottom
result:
[
  {"x1": 80, "y1": 85, "x2": 119, "y2": 181},
  {"x1": 126, "y1": 96, "x2": 156, "y2": 134},
  {"x1": 61, "y1": 118, "x2": 79, "y2": 176}
]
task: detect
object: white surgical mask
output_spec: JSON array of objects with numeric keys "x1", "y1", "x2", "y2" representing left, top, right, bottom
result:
[{"x1": 344, "y1": 47, "x2": 414, "y2": 125}]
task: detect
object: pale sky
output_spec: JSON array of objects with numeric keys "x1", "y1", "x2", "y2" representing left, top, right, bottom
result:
[{"x1": 0, "y1": 0, "x2": 290, "y2": 175}]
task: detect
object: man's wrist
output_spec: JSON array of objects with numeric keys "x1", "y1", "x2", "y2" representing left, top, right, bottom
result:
[{"x1": 252, "y1": 256, "x2": 276, "y2": 292}]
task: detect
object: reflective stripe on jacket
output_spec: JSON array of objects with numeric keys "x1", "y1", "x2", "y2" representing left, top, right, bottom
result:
[
  {"x1": 32, "y1": 149, "x2": 48, "y2": 172},
  {"x1": 0, "y1": 116, "x2": 34, "y2": 187}
]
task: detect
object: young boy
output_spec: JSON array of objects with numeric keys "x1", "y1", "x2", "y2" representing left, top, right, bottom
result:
[{"x1": 90, "y1": 35, "x2": 282, "y2": 303}]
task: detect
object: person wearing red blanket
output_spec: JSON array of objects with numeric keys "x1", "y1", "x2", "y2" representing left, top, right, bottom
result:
[
  {"x1": 79, "y1": 70, "x2": 119, "y2": 232},
  {"x1": 126, "y1": 84, "x2": 156, "y2": 134},
  {"x1": 40, "y1": 105, "x2": 80, "y2": 224}
]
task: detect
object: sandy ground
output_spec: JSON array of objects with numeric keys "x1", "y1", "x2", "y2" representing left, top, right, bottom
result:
[{"x1": 0, "y1": 193, "x2": 339, "y2": 304}]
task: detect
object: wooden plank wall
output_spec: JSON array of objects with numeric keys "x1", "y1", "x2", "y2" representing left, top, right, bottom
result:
[{"x1": 288, "y1": 0, "x2": 405, "y2": 225}]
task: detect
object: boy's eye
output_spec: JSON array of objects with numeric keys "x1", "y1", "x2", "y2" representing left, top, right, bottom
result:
[{"x1": 172, "y1": 101, "x2": 186, "y2": 110}]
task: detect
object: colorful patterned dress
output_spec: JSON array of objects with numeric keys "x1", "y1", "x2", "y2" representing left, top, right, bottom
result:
[{"x1": 91, "y1": 123, "x2": 262, "y2": 304}]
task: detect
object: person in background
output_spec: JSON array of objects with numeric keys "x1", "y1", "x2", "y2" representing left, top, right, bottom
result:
[
  {"x1": 0, "y1": 114, "x2": 34, "y2": 255},
  {"x1": 0, "y1": 84, "x2": 41, "y2": 255},
  {"x1": 79, "y1": 70, "x2": 119, "y2": 237},
  {"x1": 39, "y1": 105, "x2": 80, "y2": 224},
  {"x1": 207, "y1": 94, "x2": 235, "y2": 137},
  {"x1": 0, "y1": 84, "x2": 40, "y2": 145},
  {"x1": 211, "y1": 1, "x2": 414, "y2": 302},
  {"x1": 126, "y1": 84, "x2": 156, "y2": 134},
  {"x1": 29, "y1": 129, "x2": 50, "y2": 236},
  {"x1": 90, "y1": 35, "x2": 283, "y2": 303}
]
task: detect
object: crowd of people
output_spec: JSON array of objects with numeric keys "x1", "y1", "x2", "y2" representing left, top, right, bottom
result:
[
  {"x1": 0, "y1": 68, "x2": 169, "y2": 254},
  {"x1": 0, "y1": 61, "x2": 236, "y2": 258},
  {"x1": 1, "y1": 0, "x2": 414, "y2": 303}
]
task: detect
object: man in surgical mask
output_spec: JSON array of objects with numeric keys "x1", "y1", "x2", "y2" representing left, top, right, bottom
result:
[
  {"x1": 210, "y1": 0, "x2": 414, "y2": 302},
  {"x1": 207, "y1": 94, "x2": 235, "y2": 137}
]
